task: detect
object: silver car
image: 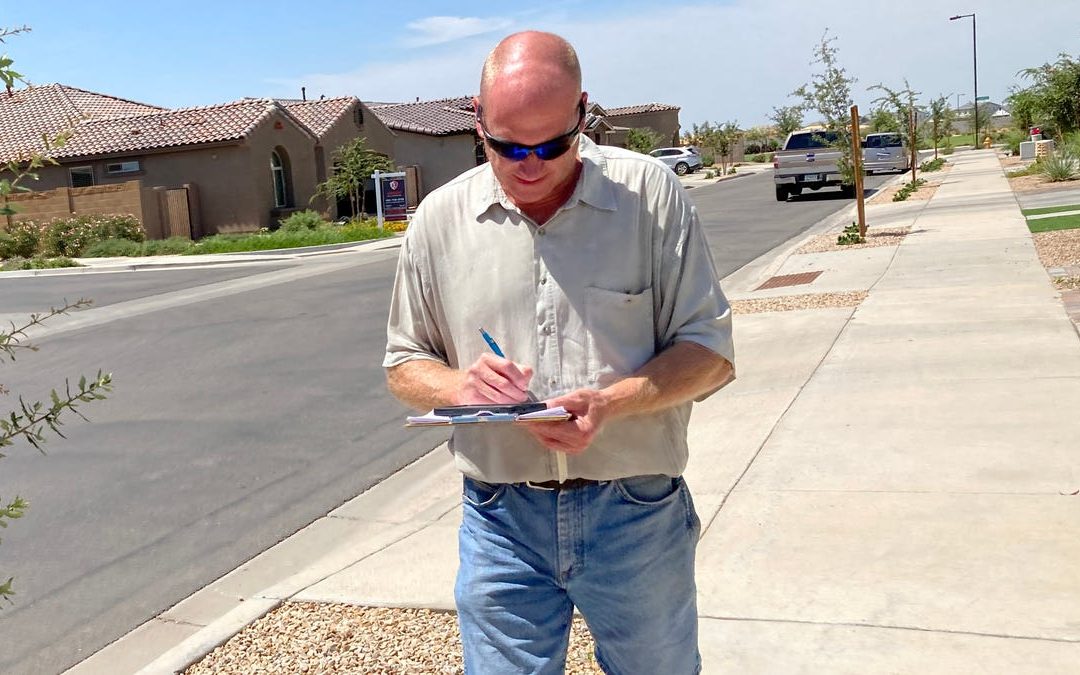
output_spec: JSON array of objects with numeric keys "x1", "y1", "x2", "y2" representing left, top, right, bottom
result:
[
  {"x1": 650, "y1": 147, "x2": 703, "y2": 175},
  {"x1": 862, "y1": 133, "x2": 910, "y2": 174}
]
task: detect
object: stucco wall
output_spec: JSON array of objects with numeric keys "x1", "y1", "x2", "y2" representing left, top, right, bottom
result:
[
  {"x1": 392, "y1": 131, "x2": 478, "y2": 200},
  {"x1": 608, "y1": 110, "x2": 682, "y2": 147}
]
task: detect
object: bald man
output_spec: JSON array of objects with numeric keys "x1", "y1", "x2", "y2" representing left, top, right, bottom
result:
[{"x1": 385, "y1": 31, "x2": 734, "y2": 673}]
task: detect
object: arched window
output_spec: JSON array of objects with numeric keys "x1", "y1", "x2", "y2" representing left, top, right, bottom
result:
[{"x1": 271, "y1": 149, "x2": 293, "y2": 208}]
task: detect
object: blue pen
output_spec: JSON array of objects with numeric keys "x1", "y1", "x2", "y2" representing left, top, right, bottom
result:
[
  {"x1": 479, "y1": 327, "x2": 538, "y2": 402},
  {"x1": 478, "y1": 327, "x2": 505, "y2": 358}
]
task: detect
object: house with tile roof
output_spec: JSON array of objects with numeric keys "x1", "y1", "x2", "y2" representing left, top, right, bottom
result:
[
  {"x1": 1, "y1": 84, "x2": 395, "y2": 236},
  {"x1": 602, "y1": 102, "x2": 682, "y2": 147},
  {"x1": 367, "y1": 97, "x2": 482, "y2": 199}
]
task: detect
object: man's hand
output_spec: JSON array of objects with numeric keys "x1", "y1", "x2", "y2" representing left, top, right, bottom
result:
[
  {"x1": 456, "y1": 353, "x2": 534, "y2": 404},
  {"x1": 526, "y1": 388, "x2": 610, "y2": 454}
]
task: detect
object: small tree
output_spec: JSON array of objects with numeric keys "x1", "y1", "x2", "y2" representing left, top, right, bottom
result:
[
  {"x1": 927, "y1": 95, "x2": 955, "y2": 159},
  {"x1": 793, "y1": 30, "x2": 857, "y2": 185},
  {"x1": 626, "y1": 127, "x2": 661, "y2": 154},
  {"x1": 770, "y1": 105, "x2": 804, "y2": 141},
  {"x1": 1, "y1": 25, "x2": 112, "y2": 604},
  {"x1": 869, "y1": 79, "x2": 921, "y2": 181},
  {"x1": 869, "y1": 107, "x2": 899, "y2": 133},
  {"x1": 312, "y1": 137, "x2": 393, "y2": 219},
  {"x1": 713, "y1": 121, "x2": 742, "y2": 174}
]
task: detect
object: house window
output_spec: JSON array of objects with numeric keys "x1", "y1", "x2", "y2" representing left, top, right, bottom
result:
[
  {"x1": 106, "y1": 160, "x2": 141, "y2": 174},
  {"x1": 354, "y1": 107, "x2": 364, "y2": 127},
  {"x1": 271, "y1": 149, "x2": 292, "y2": 208},
  {"x1": 69, "y1": 166, "x2": 94, "y2": 188}
]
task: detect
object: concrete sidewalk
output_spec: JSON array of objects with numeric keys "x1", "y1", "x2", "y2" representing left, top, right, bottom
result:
[{"x1": 72, "y1": 150, "x2": 1080, "y2": 673}]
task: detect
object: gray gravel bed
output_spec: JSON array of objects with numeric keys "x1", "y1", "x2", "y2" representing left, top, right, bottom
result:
[
  {"x1": 732, "y1": 291, "x2": 868, "y2": 314},
  {"x1": 186, "y1": 602, "x2": 604, "y2": 674},
  {"x1": 1032, "y1": 229, "x2": 1080, "y2": 269},
  {"x1": 796, "y1": 226, "x2": 911, "y2": 254}
]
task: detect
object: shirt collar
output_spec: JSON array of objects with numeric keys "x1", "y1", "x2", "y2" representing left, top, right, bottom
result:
[{"x1": 473, "y1": 135, "x2": 618, "y2": 219}]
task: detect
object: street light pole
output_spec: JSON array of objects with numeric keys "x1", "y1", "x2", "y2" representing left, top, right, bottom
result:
[{"x1": 950, "y1": 13, "x2": 978, "y2": 147}]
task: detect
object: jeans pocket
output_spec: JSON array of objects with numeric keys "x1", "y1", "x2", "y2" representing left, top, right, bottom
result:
[
  {"x1": 614, "y1": 474, "x2": 681, "y2": 506},
  {"x1": 462, "y1": 477, "x2": 505, "y2": 508}
]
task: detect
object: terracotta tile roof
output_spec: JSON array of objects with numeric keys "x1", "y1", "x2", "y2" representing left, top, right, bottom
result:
[
  {"x1": 368, "y1": 97, "x2": 477, "y2": 136},
  {"x1": 0, "y1": 83, "x2": 163, "y2": 162},
  {"x1": 0, "y1": 85, "x2": 334, "y2": 162},
  {"x1": 50, "y1": 99, "x2": 289, "y2": 160},
  {"x1": 279, "y1": 97, "x2": 357, "y2": 137},
  {"x1": 604, "y1": 103, "x2": 680, "y2": 116}
]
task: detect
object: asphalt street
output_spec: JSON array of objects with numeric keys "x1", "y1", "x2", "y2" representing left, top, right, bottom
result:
[{"x1": 0, "y1": 171, "x2": 884, "y2": 674}]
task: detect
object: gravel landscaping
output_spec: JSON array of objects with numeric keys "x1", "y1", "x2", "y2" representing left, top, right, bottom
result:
[
  {"x1": 1032, "y1": 228, "x2": 1080, "y2": 268},
  {"x1": 186, "y1": 602, "x2": 604, "y2": 675},
  {"x1": 731, "y1": 291, "x2": 868, "y2": 314},
  {"x1": 796, "y1": 226, "x2": 911, "y2": 254}
]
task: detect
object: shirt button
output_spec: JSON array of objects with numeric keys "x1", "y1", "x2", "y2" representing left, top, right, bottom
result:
[
  {"x1": 540, "y1": 276, "x2": 547, "y2": 285},
  {"x1": 549, "y1": 377, "x2": 558, "y2": 386},
  {"x1": 537, "y1": 229, "x2": 546, "y2": 236}
]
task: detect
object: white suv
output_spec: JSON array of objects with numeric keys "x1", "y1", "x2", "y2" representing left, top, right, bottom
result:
[{"x1": 649, "y1": 147, "x2": 703, "y2": 175}]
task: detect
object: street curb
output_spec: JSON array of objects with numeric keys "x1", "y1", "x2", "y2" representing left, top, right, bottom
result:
[{"x1": 1, "y1": 234, "x2": 404, "y2": 279}]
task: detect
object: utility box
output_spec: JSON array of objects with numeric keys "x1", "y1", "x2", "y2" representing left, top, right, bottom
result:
[
  {"x1": 1035, "y1": 139, "x2": 1056, "y2": 158},
  {"x1": 1019, "y1": 141, "x2": 1036, "y2": 159}
]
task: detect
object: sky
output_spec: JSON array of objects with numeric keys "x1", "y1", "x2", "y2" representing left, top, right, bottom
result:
[{"x1": 2, "y1": 0, "x2": 1079, "y2": 130}]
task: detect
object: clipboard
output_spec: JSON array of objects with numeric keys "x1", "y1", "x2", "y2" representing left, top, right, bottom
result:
[{"x1": 405, "y1": 403, "x2": 572, "y2": 427}]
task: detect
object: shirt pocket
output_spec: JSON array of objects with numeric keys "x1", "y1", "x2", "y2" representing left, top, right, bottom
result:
[{"x1": 585, "y1": 286, "x2": 655, "y2": 386}]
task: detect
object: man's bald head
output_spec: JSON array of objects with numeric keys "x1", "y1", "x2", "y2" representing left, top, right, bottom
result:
[{"x1": 479, "y1": 31, "x2": 581, "y2": 102}]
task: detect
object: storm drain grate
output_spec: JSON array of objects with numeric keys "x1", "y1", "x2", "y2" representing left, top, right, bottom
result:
[{"x1": 755, "y1": 270, "x2": 823, "y2": 291}]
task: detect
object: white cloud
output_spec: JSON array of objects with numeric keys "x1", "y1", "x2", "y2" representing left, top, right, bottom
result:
[
  {"x1": 278, "y1": 0, "x2": 1080, "y2": 128},
  {"x1": 402, "y1": 16, "x2": 514, "y2": 48}
]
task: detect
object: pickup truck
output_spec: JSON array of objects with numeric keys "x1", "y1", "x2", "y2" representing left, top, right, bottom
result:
[{"x1": 773, "y1": 130, "x2": 854, "y2": 201}]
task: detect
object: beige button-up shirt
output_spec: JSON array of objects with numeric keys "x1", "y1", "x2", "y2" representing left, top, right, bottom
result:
[{"x1": 384, "y1": 137, "x2": 734, "y2": 483}]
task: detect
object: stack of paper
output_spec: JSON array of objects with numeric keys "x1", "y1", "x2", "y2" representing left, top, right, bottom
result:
[{"x1": 406, "y1": 406, "x2": 571, "y2": 427}]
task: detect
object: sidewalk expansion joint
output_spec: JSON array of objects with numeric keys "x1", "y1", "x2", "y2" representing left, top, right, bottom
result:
[{"x1": 697, "y1": 615, "x2": 1080, "y2": 644}]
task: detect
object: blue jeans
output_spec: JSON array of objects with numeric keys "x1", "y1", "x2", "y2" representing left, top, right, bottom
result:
[{"x1": 455, "y1": 475, "x2": 702, "y2": 675}]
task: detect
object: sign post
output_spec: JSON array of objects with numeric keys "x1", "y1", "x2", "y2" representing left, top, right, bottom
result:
[{"x1": 372, "y1": 170, "x2": 407, "y2": 230}]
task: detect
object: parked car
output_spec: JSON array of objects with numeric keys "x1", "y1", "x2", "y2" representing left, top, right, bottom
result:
[
  {"x1": 650, "y1": 147, "x2": 703, "y2": 175},
  {"x1": 773, "y1": 130, "x2": 851, "y2": 201},
  {"x1": 862, "y1": 132, "x2": 910, "y2": 174}
]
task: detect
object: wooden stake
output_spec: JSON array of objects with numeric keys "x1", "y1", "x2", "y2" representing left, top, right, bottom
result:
[{"x1": 849, "y1": 105, "x2": 866, "y2": 238}]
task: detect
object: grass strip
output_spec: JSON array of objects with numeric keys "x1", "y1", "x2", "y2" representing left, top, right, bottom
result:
[
  {"x1": 185, "y1": 225, "x2": 393, "y2": 255},
  {"x1": 1027, "y1": 214, "x2": 1080, "y2": 233},
  {"x1": 1022, "y1": 204, "x2": 1080, "y2": 217}
]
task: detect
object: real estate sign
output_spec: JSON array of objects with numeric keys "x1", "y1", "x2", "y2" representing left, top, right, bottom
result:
[{"x1": 373, "y1": 170, "x2": 408, "y2": 229}]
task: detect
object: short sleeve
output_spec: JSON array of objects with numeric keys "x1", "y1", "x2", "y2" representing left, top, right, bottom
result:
[
  {"x1": 654, "y1": 174, "x2": 735, "y2": 369},
  {"x1": 383, "y1": 225, "x2": 448, "y2": 369}
]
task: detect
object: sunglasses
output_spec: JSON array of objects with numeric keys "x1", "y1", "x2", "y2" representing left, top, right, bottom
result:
[{"x1": 477, "y1": 102, "x2": 586, "y2": 161}]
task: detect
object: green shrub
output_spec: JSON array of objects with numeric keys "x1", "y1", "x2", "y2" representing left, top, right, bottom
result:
[
  {"x1": 40, "y1": 214, "x2": 145, "y2": 257},
  {"x1": 82, "y1": 238, "x2": 142, "y2": 257},
  {"x1": 1040, "y1": 150, "x2": 1079, "y2": 182},
  {"x1": 279, "y1": 209, "x2": 325, "y2": 232},
  {"x1": 837, "y1": 222, "x2": 864, "y2": 245},
  {"x1": 142, "y1": 237, "x2": 195, "y2": 255},
  {"x1": 0, "y1": 256, "x2": 80, "y2": 271},
  {"x1": 0, "y1": 220, "x2": 43, "y2": 259},
  {"x1": 919, "y1": 158, "x2": 946, "y2": 172},
  {"x1": 701, "y1": 153, "x2": 715, "y2": 167},
  {"x1": 942, "y1": 145, "x2": 955, "y2": 155},
  {"x1": 892, "y1": 178, "x2": 927, "y2": 202},
  {"x1": 1000, "y1": 128, "x2": 1027, "y2": 155}
]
